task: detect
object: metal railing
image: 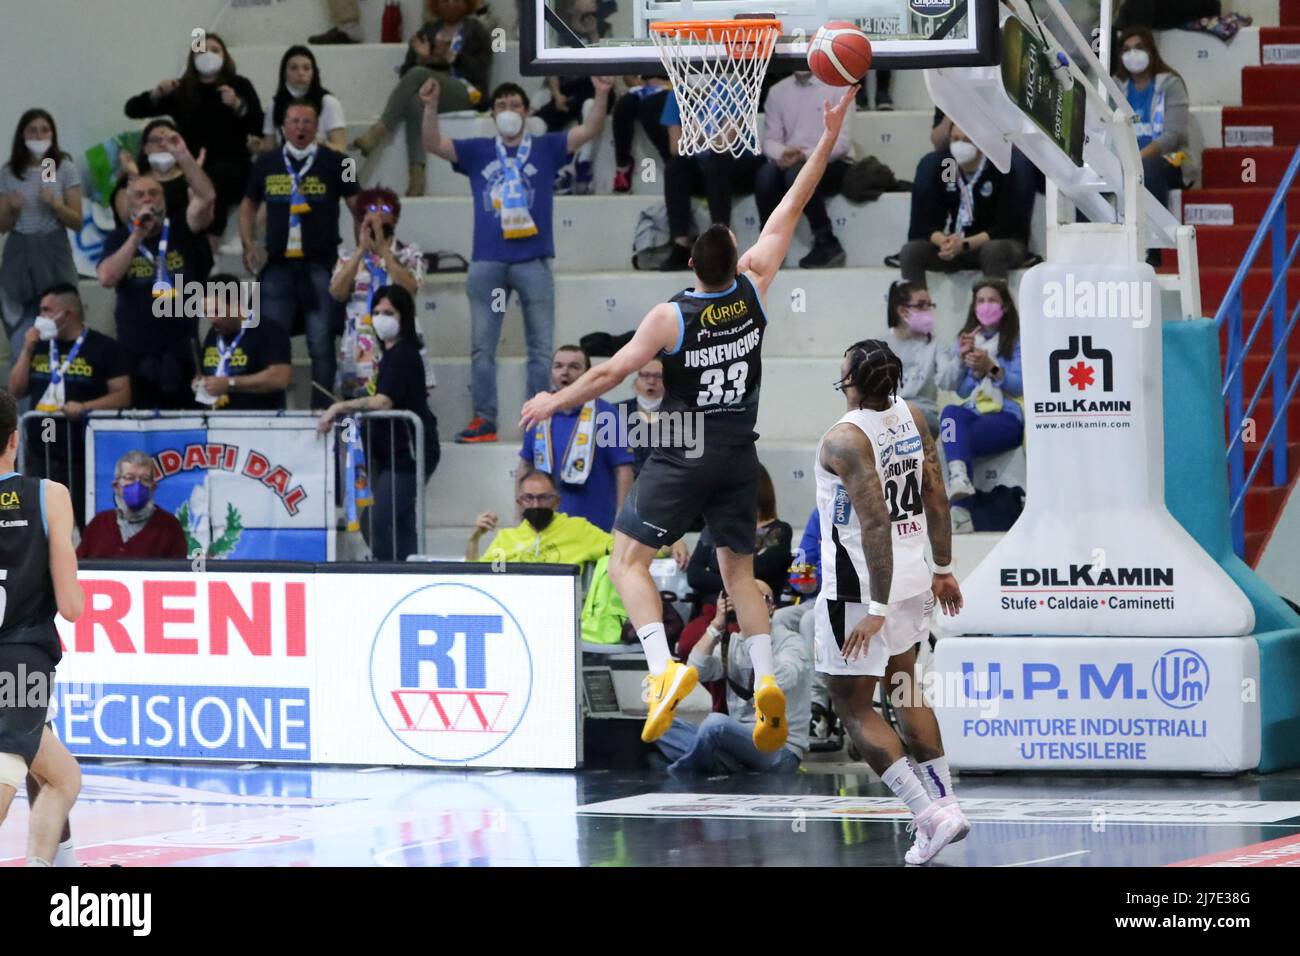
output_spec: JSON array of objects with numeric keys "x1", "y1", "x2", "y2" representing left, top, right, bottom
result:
[
  {"x1": 1215, "y1": 145, "x2": 1300, "y2": 556},
  {"x1": 17, "y1": 409, "x2": 428, "y2": 562}
]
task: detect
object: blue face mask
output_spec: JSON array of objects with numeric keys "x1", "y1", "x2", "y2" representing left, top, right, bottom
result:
[{"x1": 121, "y1": 481, "x2": 151, "y2": 511}]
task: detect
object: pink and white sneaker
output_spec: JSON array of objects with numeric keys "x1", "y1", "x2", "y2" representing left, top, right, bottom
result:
[
  {"x1": 934, "y1": 796, "x2": 971, "y2": 843},
  {"x1": 904, "y1": 800, "x2": 967, "y2": 865}
]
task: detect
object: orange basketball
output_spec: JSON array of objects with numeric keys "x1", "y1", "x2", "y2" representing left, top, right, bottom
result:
[{"x1": 807, "y1": 21, "x2": 873, "y2": 86}]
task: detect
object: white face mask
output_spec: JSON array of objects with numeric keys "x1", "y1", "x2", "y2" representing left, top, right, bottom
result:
[
  {"x1": 25, "y1": 139, "x2": 51, "y2": 157},
  {"x1": 286, "y1": 83, "x2": 309, "y2": 98},
  {"x1": 950, "y1": 140, "x2": 980, "y2": 165},
  {"x1": 194, "y1": 51, "x2": 224, "y2": 76},
  {"x1": 372, "y1": 313, "x2": 401, "y2": 342},
  {"x1": 34, "y1": 316, "x2": 59, "y2": 341},
  {"x1": 284, "y1": 141, "x2": 316, "y2": 161},
  {"x1": 148, "y1": 151, "x2": 177, "y2": 172},
  {"x1": 1122, "y1": 49, "x2": 1151, "y2": 75},
  {"x1": 495, "y1": 109, "x2": 524, "y2": 138},
  {"x1": 638, "y1": 395, "x2": 662, "y2": 412}
]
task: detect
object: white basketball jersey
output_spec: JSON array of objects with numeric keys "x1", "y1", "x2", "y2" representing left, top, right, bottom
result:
[{"x1": 814, "y1": 397, "x2": 932, "y2": 603}]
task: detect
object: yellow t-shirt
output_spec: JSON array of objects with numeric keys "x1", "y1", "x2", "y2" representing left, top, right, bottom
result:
[{"x1": 477, "y1": 513, "x2": 612, "y2": 566}]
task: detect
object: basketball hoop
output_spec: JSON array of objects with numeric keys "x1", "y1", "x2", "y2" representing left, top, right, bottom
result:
[{"x1": 649, "y1": 17, "x2": 782, "y2": 158}]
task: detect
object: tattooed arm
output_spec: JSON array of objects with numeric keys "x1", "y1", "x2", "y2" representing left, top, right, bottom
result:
[
  {"x1": 909, "y1": 402, "x2": 963, "y2": 616},
  {"x1": 819, "y1": 423, "x2": 892, "y2": 660}
]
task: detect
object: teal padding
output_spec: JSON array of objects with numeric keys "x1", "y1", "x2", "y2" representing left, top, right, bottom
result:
[{"x1": 1163, "y1": 320, "x2": 1300, "y2": 771}]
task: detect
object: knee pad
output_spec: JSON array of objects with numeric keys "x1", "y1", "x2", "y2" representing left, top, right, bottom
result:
[{"x1": 0, "y1": 751, "x2": 28, "y2": 791}]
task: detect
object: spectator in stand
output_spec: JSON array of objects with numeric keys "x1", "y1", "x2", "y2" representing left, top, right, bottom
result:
[
  {"x1": 330, "y1": 187, "x2": 435, "y2": 401},
  {"x1": 936, "y1": 277, "x2": 1024, "y2": 533},
  {"x1": 656, "y1": 579, "x2": 810, "y2": 774},
  {"x1": 1115, "y1": 0, "x2": 1244, "y2": 34},
  {"x1": 124, "y1": 33, "x2": 264, "y2": 248},
  {"x1": 253, "y1": 46, "x2": 348, "y2": 155},
  {"x1": 756, "y1": 70, "x2": 853, "y2": 269},
  {"x1": 318, "y1": 285, "x2": 440, "y2": 561},
  {"x1": 885, "y1": 279, "x2": 940, "y2": 434},
  {"x1": 687, "y1": 463, "x2": 793, "y2": 600},
  {"x1": 535, "y1": 0, "x2": 613, "y2": 194},
  {"x1": 898, "y1": 126, "x2": 1033, "y2": 285},
  {"x1": 518, "y1": 345, "x2": 634, "y2": 533},
  {"x1": 110, "y1": 121, "x2": 217, "y2": 280},
  {"x1": 8, "y1": 284, "x2": 130, "y2": 529},
  {"x1": 194, "y1": 274, "x2": 292, "y2": 411},
  {"x1": 421, "y1": 77, "x2": 612, "y2": 443},
  {"x1": 466, "y1": 469, "x2": 612, "y2": 566},
  {"x1": 352, "y1": 0, "x2": 493, "y2": 197},
  {"x1": 96, "y1": 175, "x2": 206, "y2": 410},
  {"x1": 657, "y1": 83, "x2": 765, "y2": 272},
  {"x1": 611, "y1": 76, "x2": 672, "y2": 193},
  {"x1": 310, "y1": 0, "x2": 364, "y2": 43},
  {"x1": 1113, "y1": 27, "x2": 1198, "y2": 230},
  {"x1": 241, "y1": 99, "x2": 360, "y2": 409},
  {"x1": 0, "y1": 110, "x2": 82, "y2": 382},
  {"x1": 78, "y1": 451, "x2": 188, "y2": 560},
  {"x1": 616, "y1": 358, "x2": 665, "y2": 476}
]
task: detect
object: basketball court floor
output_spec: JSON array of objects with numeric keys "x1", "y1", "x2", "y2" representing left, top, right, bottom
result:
[{"x1": 4, "y1": 760, "x2": 1299, "y2": 867}]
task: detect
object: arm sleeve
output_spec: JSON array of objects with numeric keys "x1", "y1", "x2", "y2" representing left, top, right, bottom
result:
[
  {"x1": 660, "y1": 93, "x2": 680, "y2": 127},
  {"x1": 1152, "y1": 74, "x2": 1189, "y2": 155},
  {"x1": 797, "y1": 508, "x2": 820, "y2": 569},
  {"x1": 450, "y1": 137, "x2": 486, "y2": 176},
  {"x1": 686, "y1": 535, "x2": 724, "y2": 596},
  {"x1": 102, "y1": 337, "x2": 130, "y2": 380},
  {"x1": 244, "y1": 157, "x2": 267, "y2": 202},
  {"x1": 519, "y1": 427, "x2": 535, "y2": 466},
  {"x1": 935, "y1": 340, "x2": 964, "y2": 391},
  {"x1": 989, "y1": 170, "x2": 1032, "y2": 243},
  {"x1": 125, "y1": 89, "x2": 166, "y2": 119},
  {"x1": 907, "y1": 153, "x2": 948, "y2": 241},
  {"x1": 771, "y1": 631, "x2": 811, "y2": 700},
  {"x1": 688, "y1": 640, "x2": 724, "y2": 682},
  {"x1": 166, "y1": 515, "x2": 190, "y2": 559},
  {"x1": 237, "y1": 77, "x2": 266, "y2": 136},
  {"x1": 761, "y1": 87, "x2": 787, "y2": 161},
  {"x1": 998, "y1": 343, "x2": 1024, "y2": 398},
  {"x1": 459, "y1": 20, "x2": 494, "y2": 96}
]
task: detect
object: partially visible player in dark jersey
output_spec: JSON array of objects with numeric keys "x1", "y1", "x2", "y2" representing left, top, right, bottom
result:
[
  {"x1": 522, "y1": 86, "x2": 857, "y2": 751},
  {"x1": 0, "y1": 389, "x2": 84, "y2": 866}
]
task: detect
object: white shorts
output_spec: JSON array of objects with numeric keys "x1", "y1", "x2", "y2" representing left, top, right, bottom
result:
[{"x1": 814, "y1": 591, "x2": 933, "y2": 678}]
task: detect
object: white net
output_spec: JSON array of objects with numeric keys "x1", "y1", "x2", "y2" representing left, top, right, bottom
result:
[{"x1": 649, "y1": 20, "x2": 781, "y2": 158}]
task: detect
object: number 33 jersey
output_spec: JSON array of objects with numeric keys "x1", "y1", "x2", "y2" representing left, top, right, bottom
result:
[
  {"x1": 814, "y1": 397, "x2": 932, "y2": 604},
  {"x1": 660, "y1": 273, "x2": 766, "y2": 450}
]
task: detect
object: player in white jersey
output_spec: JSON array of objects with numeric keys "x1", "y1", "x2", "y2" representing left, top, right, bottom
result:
[{"x1": 813, "y1": 339, "x2": 968, "y2": 864}]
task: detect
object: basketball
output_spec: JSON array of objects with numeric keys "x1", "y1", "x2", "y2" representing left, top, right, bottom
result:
[{"x1": 807, "y1": 21, "x2": 873, "y2": 86}]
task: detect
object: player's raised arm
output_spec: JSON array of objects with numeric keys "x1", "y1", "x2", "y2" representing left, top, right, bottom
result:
[
  {"x1": 519, "y1": 303, "x2": 681, "y2": 430},
  {"x1": 819, "y1": 422, "x2": 892, "y2": 659},
  {"x1": 44, "y1": 481, "x2": 83, "y2": 623},
  {"x1": 909, "y1": 403, "x2": 962, "y2": 616},
  {"x1": 737, "y1": 85, "x2": 856, "y2": 297}
]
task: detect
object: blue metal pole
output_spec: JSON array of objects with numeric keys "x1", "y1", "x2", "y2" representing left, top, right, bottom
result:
[{"x1": 1272, "y1": 204, "x2": 1290, "y2": 488}]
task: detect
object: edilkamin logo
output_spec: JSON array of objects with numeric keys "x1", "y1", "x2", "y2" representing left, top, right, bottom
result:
[{"x1": 1048, "y1": 336, "x2": 1112, "y2": 394}]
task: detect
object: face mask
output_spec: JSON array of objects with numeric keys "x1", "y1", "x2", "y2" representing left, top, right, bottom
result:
[
  {"x1": 286, "y1": 83, "x2": 309, "y2": 97},
  {"x1": 950, "y1": 140, "x2": 979, "y2": 165},
  {"x1": 372, "y1": 313, "x2": 401, "y2": 342},
  {"x1": 284, "y1": 141, "x2": 316, "y2": 161},
  {"x1": 25, "y1": 139, "x2": 51, "y2": 157},
  {"x1": 495, "y1": 110, "x2": 524, "y2": 138},
  {"x1": 975, "y1": 301, "x2": 1004, "y2": 327},
  {"x1": 522, "y1": 507, "x2": 554, "y2": 531},
  {"x1": 194, "y1": 51, "x2": 224, "y2": 76},
  {"x1": 120, "y1": 481, "x2": 152, "y2": 511},
  {"x1": 34, "y1": 316, "x2": 59, "y2": 341},
  {"x1": 1122, "y1": 49, "x2": 1150, "y2": 75},
  {"x1": 148, "y1": 151, "x2": 177, "y2": 172},
  {"x1": 639, "y1": 395, "x2": 662, "y2": 412},
  {"x1": 904, "y1": 309, "x2": 935, "y2": 335}
]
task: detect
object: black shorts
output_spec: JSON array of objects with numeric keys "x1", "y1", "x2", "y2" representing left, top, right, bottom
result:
[
  {"x1": 0, "y1": 643, "x2": 55, "y2": 767},
  {"x1": 614, "y1": 443, "x2": 759, "y2": 554}
]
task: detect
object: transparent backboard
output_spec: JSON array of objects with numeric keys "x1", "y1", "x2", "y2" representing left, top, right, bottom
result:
[{"x1": 521, "y1": 0, "x2": 999, "y2": 75}]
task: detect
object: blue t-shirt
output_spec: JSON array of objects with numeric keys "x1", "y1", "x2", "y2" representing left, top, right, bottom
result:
[
  {"x1": 519, "y1": 398, "x2": 634, "y2": 532},
  {"x1": 1126, "y1": 80, "x2": 1157, "y2": 150},
  {"x1": 452, "y1": 132, "x2": 570, "y2": 263}
]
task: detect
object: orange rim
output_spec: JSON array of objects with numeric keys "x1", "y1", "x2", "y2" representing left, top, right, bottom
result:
[{"x1": 650, "y1": 18, "x2": 782, "y2": 59}]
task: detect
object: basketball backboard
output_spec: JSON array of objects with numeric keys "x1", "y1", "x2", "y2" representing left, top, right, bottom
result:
[{"x1": 520, "y1": 0, "x2": 999, "y2": 75}]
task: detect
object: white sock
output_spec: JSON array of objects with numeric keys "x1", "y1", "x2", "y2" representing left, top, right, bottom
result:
[
  {"x1": 54, "y1": 839, "x2": 77, "y2": 868},
  {"x1": 746, "y1": 633, "x2": 773, "y2": 680},
  {"x1": 637, "y1": 622, "x2": 671, "y2": 675},
  {"x1": 25, "y1": 856, "x2": 52, "y2": 867},
  {"x1": 883, "y1": 756, "x2": 932, "y2": 816},
  {"x1": 948, "y1": 460, "x2": 970, "y2": 482},
  {"x1": 917, "y1": 757, "x2": 954, "y2": 800}
]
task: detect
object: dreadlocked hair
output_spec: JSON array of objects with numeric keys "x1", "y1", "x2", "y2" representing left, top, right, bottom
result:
[{"x1": 843, "y1": 338, "x2": 904, "y2": 407}]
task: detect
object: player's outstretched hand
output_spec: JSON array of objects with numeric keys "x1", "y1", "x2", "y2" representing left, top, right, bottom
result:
[
  {"x1": 842, "y1": 611, "x2": 884, "y2": 662},
  {"x1": 933, "y1": 573, "x2": 963, "y2": 616},
  {"x1": 822, "y1": 85, "x2": 858, "y2": 139},
  {"x1": 519, "y1": 392, "x2": 558, "y2": 431}
]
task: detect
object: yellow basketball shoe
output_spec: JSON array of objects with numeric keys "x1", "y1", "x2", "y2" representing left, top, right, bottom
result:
[
  {"x1": 752, "y1": 675, "x2": 788, "y2": 752},
  {"x1": 640, "y1": 661, "x2": 699, "y2": 743}
]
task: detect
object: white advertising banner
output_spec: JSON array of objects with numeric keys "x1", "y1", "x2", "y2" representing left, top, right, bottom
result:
[
  {"x1": 950, "y1": 263, "x2": 1255, "y2": 637},
  {"x1": 49, "y1": 567, "x2": 580, "y2": 769},
  {"x1": 931, "y1": 636, "x2": 1262, "y2": 772}
]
